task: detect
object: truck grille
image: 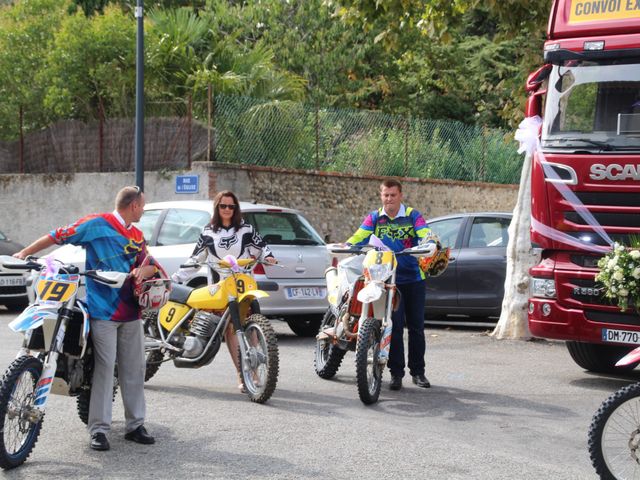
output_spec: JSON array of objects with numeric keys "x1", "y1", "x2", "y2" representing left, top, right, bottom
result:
[
  {"x1": 585, "y1": 309, "x2": 640, "y2": 327},
  {"x1": 570, "y1": 278, "x2": 611, "y2": 307},
  {"x1": 564, "y1": 212, "x2": 640, "y2": 228},
  {"x1": 575, "y1": 192, "x2": 640, "y2": 207}
]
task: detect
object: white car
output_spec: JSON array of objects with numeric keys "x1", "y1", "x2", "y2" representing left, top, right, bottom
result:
[{"x1": 51, "y1": 200, "x2": 331, "y2": 336}]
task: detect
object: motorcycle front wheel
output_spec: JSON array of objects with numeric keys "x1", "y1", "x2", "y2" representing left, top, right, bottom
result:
[
  {"x1": 589, "y1": 382, "x2": 640, "y2": 480},
  {"x1": 355, "y1": 317, "x2": 383, "y2": 405},
  {"x1": 315, "y1": 308, "x2": 347, "y2": 379},
  {"x1": 240, "y1": 314, "x2": 279, "y2": 404},
  {"x1": 0, "y1": 355, "x2": 44, "y2": 470},
  {"x1": 142, "y1": 311, "x2": 164, "y2": 382}
]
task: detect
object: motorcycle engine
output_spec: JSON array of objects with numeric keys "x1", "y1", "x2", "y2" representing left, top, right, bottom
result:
[{"x1": 182, "y1": 311, "x2": 221, "y2": 358}]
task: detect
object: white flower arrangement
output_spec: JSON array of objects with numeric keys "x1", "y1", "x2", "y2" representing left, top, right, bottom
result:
[{"x1": 596, "y1": 242, "x2": 640, "y2": 311}]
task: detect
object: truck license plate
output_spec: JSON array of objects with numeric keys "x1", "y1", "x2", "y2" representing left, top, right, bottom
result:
[
  {"x1": 602, "y1": 328, "x2": 640, "y2": 345},
  {"x1": 285, "y1": 287, "x2": 326, "y2": 299}
]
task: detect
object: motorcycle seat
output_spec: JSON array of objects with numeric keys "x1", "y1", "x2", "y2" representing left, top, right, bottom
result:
[{"x1": 169, "y1": 283, "x2": 193, "y2": 304}]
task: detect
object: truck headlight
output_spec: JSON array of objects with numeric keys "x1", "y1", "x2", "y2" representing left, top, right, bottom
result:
[{"x1": 531, "y1": 278, "x2": 556, "y2": 299}]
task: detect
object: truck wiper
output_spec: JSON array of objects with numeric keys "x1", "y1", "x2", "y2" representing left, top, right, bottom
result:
[{"x1": 560, "y1": 138, "x2": 614, "y2": 151}]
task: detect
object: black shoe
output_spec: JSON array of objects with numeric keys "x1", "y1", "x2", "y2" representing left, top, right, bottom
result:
[
  {"x1": 412, "y1": 374, "x2": 431, "y2": 388},
  {"x1": 124, "y1": 425, "x2": 155, "y2": 445},
  {"x1": 389, "y1": 375, "x2": 403, "y2": 391},
  {"x1": 90, "y1": 433, "x2": 110, "y2": 451}
]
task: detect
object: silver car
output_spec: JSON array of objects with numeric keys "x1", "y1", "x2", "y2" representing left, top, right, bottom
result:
[{"x1": 51, "y1": 200, "x2": 330, "y2": 336}]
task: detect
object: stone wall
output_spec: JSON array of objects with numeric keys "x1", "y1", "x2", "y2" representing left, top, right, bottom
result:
[{"x1": 0, "y1": 162, "x2": 518, "y2": 247}]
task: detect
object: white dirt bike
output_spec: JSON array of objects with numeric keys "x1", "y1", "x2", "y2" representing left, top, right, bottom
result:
[{"x1": 0, "y1": 255, "x2": 126, "y2": 470}]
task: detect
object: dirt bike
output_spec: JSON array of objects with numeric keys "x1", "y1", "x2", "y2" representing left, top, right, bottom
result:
[
  {"x1": 315, "y1": 238, "x2": 438, "y2": 405},
  {"x1": 588, "y1": 346, "x2": 640, "y2": 480},
  {"x1": 0, "y1": 255, "x2": 126, "y2": 470},
  {"x1": 142, "y1": 256, "x2": 279, "y2": 404}
]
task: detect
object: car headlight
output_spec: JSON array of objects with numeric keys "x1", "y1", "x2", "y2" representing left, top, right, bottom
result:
[
  {"x1": 365, "y1": 263, "x2": 393, "y2": 282},
  {"x1": 531, "y1": 278, "x2": 556, "y2": 298}
]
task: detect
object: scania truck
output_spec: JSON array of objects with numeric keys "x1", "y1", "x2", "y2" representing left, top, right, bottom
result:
[{"x1": 525, "y1": 0, "x2": 640, "y2": 372}]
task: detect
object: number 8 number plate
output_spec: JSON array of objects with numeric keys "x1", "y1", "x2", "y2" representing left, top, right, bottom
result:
[{"x1": 602, "y1": 328, "x2": 640, "y2": 345}]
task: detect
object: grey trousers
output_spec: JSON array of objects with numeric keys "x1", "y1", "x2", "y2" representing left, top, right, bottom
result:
[{"x1": 88, "y1": 319, "x2": 146, "y2": 436}]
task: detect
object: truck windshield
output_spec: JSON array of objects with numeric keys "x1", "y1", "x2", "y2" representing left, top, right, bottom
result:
[{"x1": 542, "y1": 58, "x2": 640, "y2": 151}]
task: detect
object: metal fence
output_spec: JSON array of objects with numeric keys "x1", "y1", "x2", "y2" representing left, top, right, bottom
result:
[{"x1": 1, "y1": 93, "x2": 523, "y2": 184}]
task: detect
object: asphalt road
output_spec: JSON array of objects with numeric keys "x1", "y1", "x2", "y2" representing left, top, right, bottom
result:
[{"x1": 0, "y1": 310, "x2": 636, "y2": 480}]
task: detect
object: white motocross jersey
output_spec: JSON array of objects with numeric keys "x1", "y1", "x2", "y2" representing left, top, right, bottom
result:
[{"x1": 172, "y1": 222, "x2": 273, "y2": 285}]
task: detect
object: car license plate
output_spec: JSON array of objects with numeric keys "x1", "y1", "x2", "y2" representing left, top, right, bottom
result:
[
  {"x1": 0, "y1": 276, "x2": 26, "y2": 287},
  {"x1": 602, "y1": 328, "x2": 640, "y2": 345},
  {"x1": 285, "y1": 287, "x2": 326, "y2": 299}
]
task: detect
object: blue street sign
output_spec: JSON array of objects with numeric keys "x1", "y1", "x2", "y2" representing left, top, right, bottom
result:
[{"x1": 175, "y1": 175, "x2": 199, "y2": 194}]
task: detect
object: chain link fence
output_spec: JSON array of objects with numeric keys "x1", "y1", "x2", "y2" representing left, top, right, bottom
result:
[{"x1": 0, "y1": 93, "x2": 523, "y2": 184}]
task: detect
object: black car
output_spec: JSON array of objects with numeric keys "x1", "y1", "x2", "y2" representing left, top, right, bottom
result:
[
  {"x1": 0, "y1": 229, "x2": 28, "y2": 310},
  {"x1": 424, "y1": 212, "x2": 512, "y2": 322}
]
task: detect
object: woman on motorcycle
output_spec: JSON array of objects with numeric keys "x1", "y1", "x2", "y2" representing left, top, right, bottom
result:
[{"x1": 172, "y1": 190, "x2": 277, "y2": 391}]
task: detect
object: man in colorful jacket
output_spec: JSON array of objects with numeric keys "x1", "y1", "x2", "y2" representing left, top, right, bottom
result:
[
  {"x1": 15, "y1": 186, "x2": 159, "y2": 451},
  {"x1": 347, "y1": 179, "x2": 431, "y2": 390}
]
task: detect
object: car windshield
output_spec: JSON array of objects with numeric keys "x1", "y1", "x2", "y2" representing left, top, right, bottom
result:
[
  {"x1": 135, "y1": 209, "x2": 164, "y2": 244},
  {"x1": 244, "y1": 212, "x2": 324, "y2": 246},
  {"x1": 155, "y1": 208, "x2": 211, "y2": 246},
  {"x1": 542, "y1": 58, "x2": 640, "y2": 151}
]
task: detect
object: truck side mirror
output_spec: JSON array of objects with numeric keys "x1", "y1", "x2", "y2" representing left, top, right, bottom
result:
[{"x1": 526, "y1": 64, "x2": 552, "y2": 93}]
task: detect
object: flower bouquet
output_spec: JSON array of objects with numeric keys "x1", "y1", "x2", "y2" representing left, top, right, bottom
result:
[{"x1": 596, "y1": 242, "x2": 640, "y2": 311}]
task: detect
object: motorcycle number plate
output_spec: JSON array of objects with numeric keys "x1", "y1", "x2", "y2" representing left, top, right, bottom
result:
[
  {"x1": 36, "y1": 279, "x2": 78, "y2": 303},
  {"x1": 602, "y1": 328, "x2": 640, "y2": 345}
]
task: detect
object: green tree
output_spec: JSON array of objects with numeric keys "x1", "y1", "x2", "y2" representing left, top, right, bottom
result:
[{"x1": 0, "y1": 0, "x2": 67, "y2": 139}]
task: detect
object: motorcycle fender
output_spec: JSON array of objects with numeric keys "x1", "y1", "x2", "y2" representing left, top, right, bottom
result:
[
  {"x1": 238, "y1": 290, "x2": 268, "y2": 321},
  {"x1": 616, "y1": 346, "x2": 640, "y2": 367},
  {"x1": 357, "y1": 282, "x2": 384, "y2": 304},
  {"x1": 77, "y1": 300, "x2": 90, "y2": 358},
  {"x1": 8, "y1": 305, "x2": 57, "y2": 333}
]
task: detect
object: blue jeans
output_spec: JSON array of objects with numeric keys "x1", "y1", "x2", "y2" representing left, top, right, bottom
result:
[{"x1": 388, "y1": 280, "x2": 426, "y2": 378}]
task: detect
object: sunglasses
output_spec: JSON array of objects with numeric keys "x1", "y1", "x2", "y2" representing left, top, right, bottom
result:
[
  {"x1": 133, "y1": 185, "x2": 142, "y2": 196},
  {"x1": 219, "y1": 204, "x2": 236, "y2": 210}
]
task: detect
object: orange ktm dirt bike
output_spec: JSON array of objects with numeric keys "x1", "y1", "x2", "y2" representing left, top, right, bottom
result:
[
  {"x1": 315, "y1": 238, "x2": 441, "y2": 405},
  {"x1": 143, "y1": 256, "x2": 279, "y2": 404}
]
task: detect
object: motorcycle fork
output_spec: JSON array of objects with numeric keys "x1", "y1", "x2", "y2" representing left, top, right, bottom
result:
[
  {"x1": 32, "y1": 307, "x2": 72, "y2": 416},
  {"x1": 229, "y1": 300, "x2": 250, "y2": 360}
]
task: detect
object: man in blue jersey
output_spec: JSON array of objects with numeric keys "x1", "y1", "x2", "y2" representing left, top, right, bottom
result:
[
  {"x1": 347, "y1": 179, "x2": 431, "y2": 391},
  {"x1": 15, "y1": 186, "x2": 159, "y2": 451}
]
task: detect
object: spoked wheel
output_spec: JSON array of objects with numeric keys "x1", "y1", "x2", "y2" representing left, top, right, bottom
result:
[
  {"x1": 0, "y1": 356, "x2": 44, "y2": 470},
  {"x1": 315, "y1": 307, "x2": 347, "y2": 379},
  {"x1": 589, "y1": 382, "x2": 640, "y2": 480},
  {"x1": 355, "y1": 317, "x2": 383, "y2": 405},
  {"x1": 240, "y1": 314, "x2": 279, "y2": 404},
  {"x1": 142, "y1": 311, "x2": 164, "y2": 382}
]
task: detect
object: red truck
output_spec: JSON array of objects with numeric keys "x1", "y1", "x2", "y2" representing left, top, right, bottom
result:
[{"x1": 525, "y1": 0, "x2": 640, "y2": 372}]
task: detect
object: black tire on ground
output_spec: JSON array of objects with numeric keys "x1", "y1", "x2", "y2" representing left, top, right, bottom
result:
[
  {"x1": 0, "y1": 355, "x2": 44, "y2": 470},
  {"x1": 143, "y1": 311, "x2": 164, "y2": 382},
  {"x1": 286, "y1": 316, "x2": 322, "y2": 337},
  {"x1": 241, "y1": 314, "x2": 279, "y2": 404},
  {"x1": 355, "y1": 317, "x2": 383, "y2": 405},
  {"x1": 566, "y1": 341, "x2": 639, "y2": 373},
  {"x1": 314, "y1": 308, "x2": 346, "y2": 380},
  {"x1": 76, "y1": 364, "x2": 119, "y2": 425},
  {"x1": 588, "y1": 382, "x2": 640, "y2": 480}
]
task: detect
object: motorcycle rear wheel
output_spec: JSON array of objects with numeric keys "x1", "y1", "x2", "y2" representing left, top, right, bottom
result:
[
  {"x1": 240, "y1": 314, "x2": 279, "y2": 404},
  {"x1": 0, "y1": 355, "x2": 44, "y2": 470},
  {"x1": 142, "y1": 311, "x2": 164, "y2": 382},
  {"x1": 315, "y1": 308, "x2": 347, "y2": 379},
  {"x1": 589, "y1": 382, "x2": 640, "y2": 480},
  {"x1": 355, "y1": 317, "x2": 383, "y2": 405}
]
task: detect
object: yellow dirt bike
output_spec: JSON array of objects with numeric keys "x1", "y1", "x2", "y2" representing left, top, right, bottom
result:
[{"x1": 143, "y1": 256, "x2": 279, "y2": 404}]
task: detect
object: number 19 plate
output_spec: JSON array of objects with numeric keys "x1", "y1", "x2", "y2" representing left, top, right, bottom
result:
[{"x1": 602, "y1": 328, "x2": 640, "y2": 345}]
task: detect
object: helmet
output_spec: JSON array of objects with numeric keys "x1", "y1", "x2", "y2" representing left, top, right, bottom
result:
[
  {"x1": 418, "y1": 235, "x2": 450, "y2": 277},
  {"x1": 134, "y1": 263, "x2": 171, "y2": 311}
]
